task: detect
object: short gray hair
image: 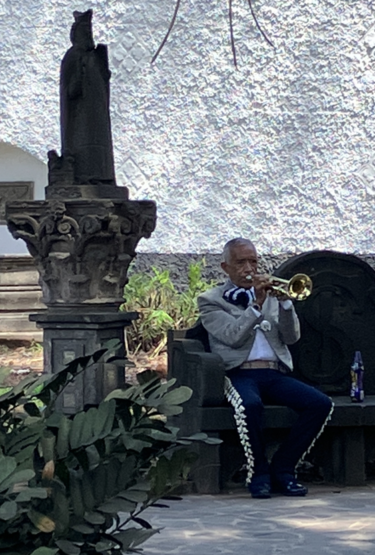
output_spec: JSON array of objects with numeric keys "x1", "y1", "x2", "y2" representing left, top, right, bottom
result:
[{"x1": 222, "y1": 238, "x2": 255, "y2": 263}]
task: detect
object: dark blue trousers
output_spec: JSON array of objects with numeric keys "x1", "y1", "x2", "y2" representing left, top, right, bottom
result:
[{"x1": 226, "y1": 368, "x2": 333, "y2": 478}]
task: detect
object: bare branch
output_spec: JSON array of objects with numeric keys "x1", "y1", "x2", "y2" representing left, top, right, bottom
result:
[
  {"x1": 229, "y1": 0, "x2": 238, "y2": 68},
  {"x1": 151, "y1": 0, "x2": 182, "y2": 64},
  {"x1": 247, "y1": 0, "x2": 274, "y2": 48}
]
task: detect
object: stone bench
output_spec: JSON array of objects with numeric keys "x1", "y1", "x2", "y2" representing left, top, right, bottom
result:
[{"x1": 167, "y1": 251, "x2": 375, "y2": 493}]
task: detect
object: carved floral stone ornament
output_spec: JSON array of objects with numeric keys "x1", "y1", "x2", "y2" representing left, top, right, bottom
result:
[
  {"x1": 6, "y1": 199, "x2": 156, "y2": 307},
  {"x1": 152, "y1": 0, "x2": 274, "y2": 68}
]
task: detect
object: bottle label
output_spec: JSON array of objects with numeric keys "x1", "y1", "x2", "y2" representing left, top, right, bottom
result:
[{"x1": 350, "y1": 361, "x2": 364, "y2": 403}]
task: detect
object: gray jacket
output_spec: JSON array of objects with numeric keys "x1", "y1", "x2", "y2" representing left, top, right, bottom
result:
[{"x1": 197, "y1": 281, "x2": 301, "y2": 372}]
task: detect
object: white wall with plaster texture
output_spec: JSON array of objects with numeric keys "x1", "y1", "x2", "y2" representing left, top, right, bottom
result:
[{"x1": 1, "y1": 0, "x2": 375, "y2": 255}]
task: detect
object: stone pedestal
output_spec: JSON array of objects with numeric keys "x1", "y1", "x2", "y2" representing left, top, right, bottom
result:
[{"x1": 30, "y1": 311, "x2": 137, "y2": 413}]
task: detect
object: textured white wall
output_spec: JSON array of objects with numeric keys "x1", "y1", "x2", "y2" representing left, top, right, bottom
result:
[{"x1": 1, "y1": 0, "x2": 375, "y2": 255}]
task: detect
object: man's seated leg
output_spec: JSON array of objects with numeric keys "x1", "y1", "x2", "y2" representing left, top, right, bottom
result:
[
  {"x1": 261, "y1": 370, "x2": 333, "y2": 495},
  {"x1": 226, "y1": 368, "x2": 271, "y2": 498}
]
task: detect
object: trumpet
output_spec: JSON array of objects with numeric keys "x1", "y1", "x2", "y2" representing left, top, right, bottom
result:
[{"x1": 245, "y1": 273, "x2": 313, "y2": 301}]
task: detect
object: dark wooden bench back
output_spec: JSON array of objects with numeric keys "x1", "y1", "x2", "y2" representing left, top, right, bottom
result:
[
  {"x1": 185, "y1": 321, "x2": 210, "y2": 351},
  {"x1": 274, "y1": 251, "x2": 375, "y2": 395}
]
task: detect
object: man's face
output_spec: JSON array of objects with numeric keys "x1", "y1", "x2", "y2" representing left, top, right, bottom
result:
[{"x1": 221, "y1": 242, "x2": 258, "y2": 289}]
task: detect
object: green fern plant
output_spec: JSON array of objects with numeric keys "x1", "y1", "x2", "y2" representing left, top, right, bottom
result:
[
  {"x1": 122, "y1": 260, "x2": 217, "y2": 356},
  {"x1": 0, "y1": 343, "x2": 219, "y2": 555}
]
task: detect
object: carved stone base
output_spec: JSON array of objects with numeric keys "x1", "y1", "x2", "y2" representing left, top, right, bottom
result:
[{"x1": 30, "y1": 311, "x2": 138, "y2": 413}]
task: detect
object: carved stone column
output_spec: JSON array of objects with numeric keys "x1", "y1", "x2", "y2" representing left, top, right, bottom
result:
[
  {"x1": 5, "y1": 10, "x2": 157, "y2": 411},
  {"x1": 5, "y1": 197, "x2": 156, "y2": 412}
]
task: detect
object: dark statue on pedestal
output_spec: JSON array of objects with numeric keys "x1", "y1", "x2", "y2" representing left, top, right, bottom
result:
[
  {"x1": 61, "y1": 10, "x2": 115, "y2": 186},
  {"x1": 6, "y1": 10, "x2": 157, "y2": 412},
  {"x1": 47, "y1": 9, "x2": 127, "y2": 200}
]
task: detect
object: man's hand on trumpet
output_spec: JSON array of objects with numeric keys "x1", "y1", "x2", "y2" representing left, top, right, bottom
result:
[
  {"x1": 246, "y1": 274, "x2": 272, "y2": 308},
  {"x1": 247, "y1": 274, "x2": 290, "y2": 306}
]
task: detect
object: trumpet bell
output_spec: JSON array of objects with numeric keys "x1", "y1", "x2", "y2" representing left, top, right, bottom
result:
[
  {"x1": 287, "y1": 273, "x2": 313, "y2": 300},
  {"x1": 270, "y1": 273, "x2": 313, "y2": 301}
]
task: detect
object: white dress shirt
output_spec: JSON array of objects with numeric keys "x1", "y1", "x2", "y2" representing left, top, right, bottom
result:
[{"x1": 247, "y1": 297, "x2": 293, "y2": 362}]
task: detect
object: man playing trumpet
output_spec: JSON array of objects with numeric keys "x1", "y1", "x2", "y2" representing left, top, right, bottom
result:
[{"x1": 198, "y1": 238, "x2": 333, "y2": 498}]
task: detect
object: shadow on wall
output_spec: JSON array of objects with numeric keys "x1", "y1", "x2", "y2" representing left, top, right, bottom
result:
[{"x1": 0, "y1": 142, "x2": 47, "y2": 255}]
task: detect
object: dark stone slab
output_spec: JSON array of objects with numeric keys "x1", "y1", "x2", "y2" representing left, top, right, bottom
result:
[{"x1": 30, "y1": 311, "x2": 137, "y2": 413}]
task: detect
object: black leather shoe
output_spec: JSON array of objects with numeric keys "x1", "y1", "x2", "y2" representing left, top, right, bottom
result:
[
  {"x1": 249, "y1": 475, "x2": 271, "y2": 499},
  {"x1": 271, "y1": 474, "x2": 308, "y2": 497}
]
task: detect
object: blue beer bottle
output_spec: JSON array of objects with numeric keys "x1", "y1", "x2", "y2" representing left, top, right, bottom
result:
[{"x1": 350, "y1": 351, "x2": 364, "y2": 403}]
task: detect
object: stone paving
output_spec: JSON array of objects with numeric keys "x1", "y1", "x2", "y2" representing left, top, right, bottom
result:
[{"x1": 141, "y1": 484, "x2": 375, "y2": 554}]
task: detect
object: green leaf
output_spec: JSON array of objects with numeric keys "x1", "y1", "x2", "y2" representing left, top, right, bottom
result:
[
  {"x1": 127, "y1": 481, "x2": 151, "y2": 492},
  {"x1": 150, "y1": 456, "x2": 169, "y2": 497},
  {"x1": 0, "y1": 468, "x2": 35, "y2": 492},
  {"x1": 102, "y1": 338, "x2": 122, "y2": 353},
  {"x1": 84, "y1": 511, "x2": 106, "y2": 525},
  {"x1": 0, "y1": 500, "x2": 17, "y2": 520},
  {"x1": 69, "y1": 472, "x2": 85, "y2": 518},
  {"x1": 201, "y1": 436, "x2": 223, "y2": 445},
  {"x1": 31, "y1": 549, "x2": 59, "y2": 555},
  {"x1": 81, "y1": 473, "x2": 96, "y2": 512},
  {"x1": 16, "y1": 487, "x2": 48, "y2": 502},
  {"x1": 46, "y1": 411, "x2": 64, "y2": 428},
  {"x1": 99, "y1": 498, "x2": 136, "y2": 514},
  {"x1": 56, "y1": 539, "x2": 81, "y2": 555},
  {"x1": 136, "y1": 427, "x2": 175, "y2": 442},
  {"x1": 116, "y1": 456, "x2": 136, "y2": 491},
  {"x1": 70, "y1": 411, "x2": 86, "y2": 450},
  {"x1": 157, "y1": 404, "x2": 184, "y2": 416},
  {"x1": 120, "y1": 430, "x2": 151, "y2": 452},
  {"x1": 40, "y1": 430, "x2": 56, "y2": 463},
  {"x1": 105, "y1": 388, "x2": 134, "y2": 402},
  {"x1": 24, "y1": 402, "x2": 41, "y2": 417},
  {"x1": 14, "y1": 445, "x2": 35, "y2": 465},
  {"x1": 183, "y1": 432, "x2": 208, "y2": 441},
  {"x1": 56, "y1": 414, "x2": 72, "y2": 459},
  {"x1": 80, "y1": 407, "x2": 96, "y2": 446},
  {"x1": 92, "y1": 463, "x2": 106, "y2": 504},
  {"x1": 6, "y1": 424, "x2": 44, "y2": 454},
  {"x1": 161, "y1": 386, "x2": 192, "y2": 406},
  {"x1": 53, "y1": 487, "x2": 70, "y2": 535},
  {"x1": 0, "y1": 457, "x2": 17, "y2": 487},
  {"x1": 95, "y1": 540, "x2": 116, "y2": 552},
  {"x1": 28, "y1": 510, "x2": 56, "y2": 533},
  {"x1": 86, "y1": 444, "x2": 100, "y2": 469},
  {"x1": 72, "y1": 522, "x2": 95, "y2": 534},
  {"x1": 115, "y1": 527, "x2": 160, "y2": 550},
  {"x1": 94, "y1": 399, "x2": 116, "y2": 440},
  {"x1": 105, "y1": 458, "x2": 121, "y2": 498},
  {"x1": 118, "y1": 488, "x2": 148, "y2": 503}
]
